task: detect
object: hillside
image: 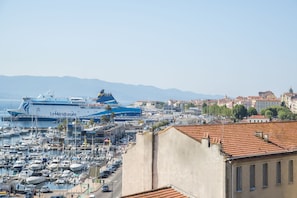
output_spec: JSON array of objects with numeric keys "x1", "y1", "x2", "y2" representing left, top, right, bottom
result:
[{"x1": 0, "y1": 75, "x2": 222, "y2": 104}]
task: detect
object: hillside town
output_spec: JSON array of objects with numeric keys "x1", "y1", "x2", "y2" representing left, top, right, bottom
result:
[{"x1": 1, "y1": 89, "x2": 297, "y2": 198}]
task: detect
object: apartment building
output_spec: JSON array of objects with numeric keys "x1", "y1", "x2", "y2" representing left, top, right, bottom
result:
[
  {"x1": 122, "y1": 122, "x2": 297, "y2": 198},
  {"x1": 282, "y1": 92, "x2": 297, "y2": 114},
  {"x1": 253, "y1": 98, "x2": 281, "y2": 113}
]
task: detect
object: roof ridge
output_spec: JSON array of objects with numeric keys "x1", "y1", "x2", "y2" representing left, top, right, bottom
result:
[
  {"x1": 169, "y1": 184, "x2": 198, "y2": 198},
  {"x1": 173, "y1": 121, "x2": 297, "y2": 158}
]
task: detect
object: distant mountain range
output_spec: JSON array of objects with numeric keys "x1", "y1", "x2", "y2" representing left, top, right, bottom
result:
[{"x1": 0, "y1": 75, "x2": 222, "y2": 104}]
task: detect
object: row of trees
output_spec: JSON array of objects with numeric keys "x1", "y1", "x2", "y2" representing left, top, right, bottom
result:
[
  {"x1": 260, "y1": 105, "x2": 297, "y2": 120},
  {"x1": 202, "y1": 103, "x2": 258, "y2": 120},
  {"x1": 202, "y1": 103, "x2": 297, "y2": 121}
]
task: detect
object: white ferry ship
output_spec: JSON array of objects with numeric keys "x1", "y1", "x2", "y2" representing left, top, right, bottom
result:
[{"x1": 7, "y1": 89, "x2": 141, "y2": 120}]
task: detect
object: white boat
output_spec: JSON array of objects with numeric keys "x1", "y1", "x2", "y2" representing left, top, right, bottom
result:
[
  {"x1": 26, "y1": 176, "x2": 46, "y2": 184},
  {"x1": 18, "y1": 169, "x2": 33, "y2": 179},
  {"x1": 70, "y1": 163, "x2": 84, "y2": 172},
  {"x1": 60, "y1": 160, "x2": 71, "y2": 169},
  {"x1": 47, "y1": 159, "x2": 60, "y2": 170},
  {"x1": 61, "y1": 170, "x2": 72, "y2": 178},
  {"x1": 7, "y1": 89, "x2": 141, "y2": 120},
  {"x1": 17, "y1": 144, "x2": 29, "y2": 151},
  {"x1": 12, "y1": 160, "x2": 26, "y2": 169},
  {"x1": 40, "y1": 169, "x2": 51, "y2": 177},
  {"x1": 55, "y1": 178, "x2": 66, "y2": 184},
  {"x1": 28, "y1": 159, "x2": 44, "y2": 170}
]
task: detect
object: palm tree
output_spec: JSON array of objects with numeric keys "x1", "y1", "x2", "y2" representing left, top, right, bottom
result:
[{"x1": 105, "y1": 105, "x2": 112, "y2": 122}]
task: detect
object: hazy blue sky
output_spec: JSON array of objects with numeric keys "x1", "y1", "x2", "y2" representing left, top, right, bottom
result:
[{"x1": 0, "y1": 1, "x2": 296, "y2": 97}]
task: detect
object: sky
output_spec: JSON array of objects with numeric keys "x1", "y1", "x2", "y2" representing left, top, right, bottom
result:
[{"x1": 0, "y1": 1, "x2": 296, "y2": 98}]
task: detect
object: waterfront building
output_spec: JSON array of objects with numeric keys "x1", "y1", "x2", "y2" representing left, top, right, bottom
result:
[{"x1": 123, "y1": 121, "x2": 297, "y2": 198}]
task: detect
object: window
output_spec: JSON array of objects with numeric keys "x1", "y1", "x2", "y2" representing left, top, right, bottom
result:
[
  {"x1": 276, "y1": 161, "x2": 281, "y2": 184},
  {"x1": 236, "y1": 166, "x2": 242, "y2": 192},
  {"x1": 289, "y1": 160, "x2": 294, "y2": 183},
  {"x1": 263, "y1": 163, "x2": 268, "y2": 188},
  {"x1": 250, "y1": 165, "x2": 256, "y2": 191}
]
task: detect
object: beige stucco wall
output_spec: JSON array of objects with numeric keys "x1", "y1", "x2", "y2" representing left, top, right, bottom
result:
[
  {"x1": 122, "y1": 132, "x2": 153, "y2": 196},
  {"x1": 155, "y1": 128, "x2": 226, "y2": 198},
  {"x1": 230, "y1": 154, "x2": 297, "y2": 198}
]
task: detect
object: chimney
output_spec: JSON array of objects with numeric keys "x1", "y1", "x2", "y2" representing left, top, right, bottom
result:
[
  {"x1": 263, "y1": 134, "x2": 269, "y2": 142},
  {"x1": 255, "y1": 131, "x2": 263, "y2": 138},
  {"x1": 202, "y1": 133, "x2": 210, "y2": 148}
]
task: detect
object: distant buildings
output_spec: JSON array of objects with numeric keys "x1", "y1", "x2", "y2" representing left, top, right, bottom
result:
[
  {"x1": 122, "y1": 121, "x2": 297, "y2": 198},
  {"x1": 135, "y1": 90, "x2": 283, "y2": 116},
  {"x1": 282, "y1": 91, "x2": 297, "y2": 114}
]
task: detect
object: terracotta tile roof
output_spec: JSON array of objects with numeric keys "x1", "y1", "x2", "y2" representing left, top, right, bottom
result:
[
  {"x1": 173, "y1": 121, "x2": 297, "y2": 158},
  {"x1": 121, "y1": 186, "x2": 189, "y2": 198},
  {"x1": 248, "y1": 115, "x2": 267, "y2": 119}
]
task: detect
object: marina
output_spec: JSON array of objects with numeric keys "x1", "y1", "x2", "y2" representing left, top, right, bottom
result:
[{"x1": 0, "y1": 116, "x2": 125, "y2": 198}]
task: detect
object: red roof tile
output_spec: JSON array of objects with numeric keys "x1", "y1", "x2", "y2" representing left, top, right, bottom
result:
[
  {"x1": 122, "y1": 186, "x2": 189, "y2": 198},
  {"x1": 174, "y1": 121, "x2": 297, "y2": 158}
]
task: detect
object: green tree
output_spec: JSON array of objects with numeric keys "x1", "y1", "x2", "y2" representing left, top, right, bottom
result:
[
  {"x1": 105, "y1": 105, "x2": 113, "y2": 122},
  {"x1": 278, "y1": 110, "x2": 288, "y2": 120},
  {"x1": 260, "y1": 105, "x2": 296, "y2": 120},
  {"x1": 185, "y1": 103, "x2": 195, "y2": 110},
  {"x1": 209, "y1": 104, "x2": 221, "y2": 116},
  {"x1": 247, "y1": 107, "x2": 258, "y2": 116},
  {"x1": 100, "y1": 115, "x2": 109, "y2": 123},
  {"x1": 57, "y1": 119, "x2": 67, "y2": 132},
  {"x1": 232, "y1": 104, "x2": 247, "y2": 120},
  {"x1": 89, "y1": 118, "x2": 95, "y2": 126},
  {"x1": 202, "y1": 103, "x2": 208, "y2": 114},
  {"x1": 111, "y1": 112, "x2": 115, "y2": 123},
  {"x1": 151, "y1": 120, "x2": 170, "y2": 132},
  {"x1": 220, "y1": 105, "x2": 232, "y2": 117},
  {"x1": 265, "y1": 110, "x2": 273, "y2": 120}
]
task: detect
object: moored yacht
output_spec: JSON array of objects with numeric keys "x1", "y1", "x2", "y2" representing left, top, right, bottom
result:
[
  {"x1": 47, "y1": 159, "x2": 60, "y2": 170},
  {"x1": 26, "y1": 175, "x2": 46, "y2": 184},
  {"x1": 12, "y1": 160, "x2": 27, "y2": 170},
  {"x1": 70, "y1": 162, "x2": 84, "y2": 172},
  {"x1": 60, "y1": 160, "x2": 71, "y2": 170},
  {"x1": 28, "y1": 159, "x2": 44, "y2": 171}
]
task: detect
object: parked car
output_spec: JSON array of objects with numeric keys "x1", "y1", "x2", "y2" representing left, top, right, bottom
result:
[
  {"x1": 39, "y1": 186, "x2": 51, "y2": 193},
  {"x1": 99, "y1": 170, "x2": 110, "y2": 178},
  {"x1": 25, "y1": 192, "x2": 34, "y2": 198},
  {"x1": 50, "y1": 196, "x2": 65, "y2": 198},
  {"x1": 101, "y1": 184, "x2": 110, "y2": 192}
]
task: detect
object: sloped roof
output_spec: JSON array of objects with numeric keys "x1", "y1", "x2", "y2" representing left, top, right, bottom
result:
[
  {"x1": 121, "y1": 186, "x2": 189, "y2": 198},
  {"x1": 248, "y1": 115, "x2": 268, "y2": 119},
  {"x1": 173, "y1": 121, "x2": 297, "y2": 158}
]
